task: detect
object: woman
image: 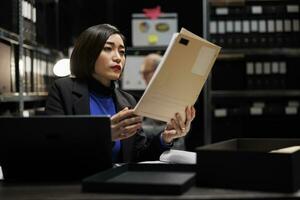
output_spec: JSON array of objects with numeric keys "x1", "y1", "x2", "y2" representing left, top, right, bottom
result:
[{"x1": 45, "y1": 24, "x2": 196, "y2": 163}]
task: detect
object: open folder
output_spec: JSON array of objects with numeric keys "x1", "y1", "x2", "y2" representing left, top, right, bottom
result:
[{"x1": 133, "y1": 28, "x2": 221, "y2": 122}]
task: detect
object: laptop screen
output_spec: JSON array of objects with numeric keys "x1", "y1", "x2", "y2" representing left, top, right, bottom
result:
[{"x1": 0, "y1": 115, "x2": 112, "y2": 182}]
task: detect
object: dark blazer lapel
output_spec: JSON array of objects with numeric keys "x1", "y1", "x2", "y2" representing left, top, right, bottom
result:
[
  {"x1": 72, "y1": 80, "x2": 90, "y2": 115},
  {"x1": 114, "y1": 89, "x2": 135, "y2": 162},
  {"x1": 114, "y1": 89, "x2": 132, "y2": 111}
]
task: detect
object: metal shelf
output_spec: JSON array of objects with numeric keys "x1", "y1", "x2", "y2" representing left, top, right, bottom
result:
[
  {"x1": 127, "y1": 46, "x2": 167, "y2": 51},
  {"x1": 0, "y1": 0, "x2": 62, "y2": 116},
  {"x1": 0, "y1": 27, "x2": 39, "y2": 50},
  {"x1": 204, "y1": 0, "x2": 300, "y2": 145},
  {"x1": 0, "y1": 27, "x2": 19, "y2": 45},
  {"x1": 210, "y1": 0, "x2": 245, "y2": 6},
  {"x1": 219, "y1": 48, "x2": 300, "y2": 59},
  {"x1": 0, "y1": 93, "x2": 48, "y2": 103},
  {"x1": 0, "y1": 27, "x2": 62, "y2": 56},
  {"x1": 126, "y1": 46, "x2": 167, "y2": 55},
  {"x1": 211, "y1": 90, "x2": 300, "y2": 98}
]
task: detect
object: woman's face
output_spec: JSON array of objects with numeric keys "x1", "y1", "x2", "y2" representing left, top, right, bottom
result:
[{"x1": 93, "y1": 34, "x2": 126, "y2": 86}]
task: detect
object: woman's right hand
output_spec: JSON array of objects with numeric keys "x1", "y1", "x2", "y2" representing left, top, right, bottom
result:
[{"x1": 110, "y1": 107, "x2": 142, "y2": 141}]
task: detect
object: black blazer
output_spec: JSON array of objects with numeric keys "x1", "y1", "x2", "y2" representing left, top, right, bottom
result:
[{"x1": 45, "y1": 77, "x2": 166, "y2": 162}]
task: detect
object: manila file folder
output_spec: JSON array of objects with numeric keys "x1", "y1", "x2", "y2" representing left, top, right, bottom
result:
[{"x1": 133, "y1": 28, "x2": 221, "y2": 122}]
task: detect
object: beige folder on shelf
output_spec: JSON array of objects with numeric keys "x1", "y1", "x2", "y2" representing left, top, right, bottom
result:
[{"x1": 133, "y1": 28, "x2": 221, "y2": 122}]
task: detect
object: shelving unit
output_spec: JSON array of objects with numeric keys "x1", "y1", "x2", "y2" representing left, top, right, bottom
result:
[
  {"x1": 0, "y1": 93, "x2": 48, "y2": 103},
  {"x1": 0, "y1": 0, "x2": 62, "y2": 116},
  {"x1": 211, "y1": 90, "x2": 300, "y2": 98},
  {"x1": 203, "y1": 0, "x2": 300, "y2": 144}
]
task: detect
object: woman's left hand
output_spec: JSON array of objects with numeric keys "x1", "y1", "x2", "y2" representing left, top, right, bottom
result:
[{"x1": 162, "y1": 106, "x2": 196, "y2": 144}]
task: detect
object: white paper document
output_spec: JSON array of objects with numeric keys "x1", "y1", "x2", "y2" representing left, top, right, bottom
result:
[
  {"x1": 138, "y1": 149, "x2": 196, "y2": 165},
  {"x1": 270, "y1": 146, "x2": 300, "y2": 154},
  {"x1": 159, "y1": 149, "x2": 196, "y2": 164},
  {"x1": 0, "y1": 166, "x2": 3, "y2": 180},
  {"x1": 133, "y1": 28, "x2": 221, "y2": 122}
]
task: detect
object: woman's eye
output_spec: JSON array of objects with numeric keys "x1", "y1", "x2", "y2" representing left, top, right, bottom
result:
[
  {"x1": 119, "y1": 50, "x2": 126, "y2": 56},
  {"x1": 103, "y1": 46, "x2": 112, "y2": 51}
]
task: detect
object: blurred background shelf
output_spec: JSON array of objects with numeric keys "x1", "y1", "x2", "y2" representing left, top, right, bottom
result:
[
  {"x1": 0, "y1": 92, "x2": 48, "y2": 102},
  {"x1": 211, "y1": 90, "x2": 300, "y2": 98}
]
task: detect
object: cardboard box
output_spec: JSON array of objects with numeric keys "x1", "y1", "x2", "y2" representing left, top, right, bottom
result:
[{"x1": 196, "y1": 138, "x2": 300, "y2": 193}]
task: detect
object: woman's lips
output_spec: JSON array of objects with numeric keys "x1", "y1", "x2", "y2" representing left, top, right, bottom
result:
[{"x1": 111, "y1": 65, "x2": 121, "y2": 72}]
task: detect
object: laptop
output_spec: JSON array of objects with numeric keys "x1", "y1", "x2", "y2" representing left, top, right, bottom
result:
[{"x1": 0, "y1": 115, "x2": 112, "y2": 182}]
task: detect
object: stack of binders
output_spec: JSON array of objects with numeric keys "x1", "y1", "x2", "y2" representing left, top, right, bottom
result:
[{"x1": 209, "y1": 0, "x2": 300, "y2": 48}]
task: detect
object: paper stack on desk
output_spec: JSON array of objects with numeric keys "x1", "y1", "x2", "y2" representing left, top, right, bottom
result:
[
  {"x1": 160, "y1": 149, "x2": 196, "y2": 164},
  {"x1": 134, "y1": 28, "x2": 221, "y2": 122},
  {"x1": 0, "y1": 166, "x2": 3, "y2": 180},
  {"x1": 138, "y1": 149, "x2": 196, "y2": 164}
]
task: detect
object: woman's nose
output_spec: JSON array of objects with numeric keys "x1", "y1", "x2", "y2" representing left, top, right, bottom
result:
[
  {"x1": 114, "y1": 57, "x2": 121, "y2": 63},
  {"x1": 113, "y1": 51, "x2": 122, "y2": 63}
]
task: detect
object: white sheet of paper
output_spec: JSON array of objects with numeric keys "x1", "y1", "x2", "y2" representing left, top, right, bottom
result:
[
  {"x1": 0, "y1": 166, "x2": 3, "y2": 180},
  {"x1": 270, "y1": 146, "x2": 300, "y2": 154},
  {"x1": 159, "y1": 149, "x2": 196, "y2": 164},
  {"x1": 133, "y1": 28, "x2": 221, "y2": 122}
]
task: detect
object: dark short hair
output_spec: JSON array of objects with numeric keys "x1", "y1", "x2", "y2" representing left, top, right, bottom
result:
[{"x1": 70, "y1": 24, "x2": 126, "y2": 79}]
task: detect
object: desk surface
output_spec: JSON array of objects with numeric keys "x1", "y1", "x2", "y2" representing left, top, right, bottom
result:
[{"x1": 1, "y1": 181, "x2": 300, "y2": 200}]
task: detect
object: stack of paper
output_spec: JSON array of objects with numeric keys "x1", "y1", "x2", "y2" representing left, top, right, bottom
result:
[
  {"x1": 270, "y1": 146, "x2": 300, "y2": 154},
  {"x1": 134, "y1": 28, "x2": 221, "y2": 122},
  {"x1": 159, "y1": 149, "x2": 196, "y2": 164}
]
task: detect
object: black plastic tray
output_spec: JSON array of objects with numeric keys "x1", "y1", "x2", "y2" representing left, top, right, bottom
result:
[{"x1": 82, "y1": 163, "x2": 196, "y2": 195}]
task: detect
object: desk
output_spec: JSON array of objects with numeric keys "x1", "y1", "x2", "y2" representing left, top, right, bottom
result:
[{"x1": 1, "y1": 181, "x2": 300, "y2": 200}]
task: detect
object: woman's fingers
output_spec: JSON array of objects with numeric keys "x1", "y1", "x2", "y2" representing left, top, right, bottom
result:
[
  {"x1": 171, "y1": 118, "x2": 181, "y2": 136},
  {"x1": 184, "y1": 106, "x2": 196, "y2": 132},
  {"x1": 162, "y1": 129, "x2": 177, "y2": 144},
  {"x1": 111, "y1": 107, "x2": 143, "y2": 141},
  {"x1": 175, "y1": 113, "x2": 186, "y2": 133},
  {"x1": 163, "y1": 106, "x2": 197, "y2": 143},
  {"x1": 113, "y1": 116, "x2": 142, "y2": 130},
  {"x1": 191, "y1": 106, "x2": 196, "y2": 120},
  {"x1": 119, "y1": 123, "x2": 141, "y2": 139},
  {"x1": 111, "y1": 107, "x2": 132, "y2": 124},
  {"x1": 185, "y1": 106, "x2": 195, "y2": 123},
  {"x1": 186, "y1": 106, "x2": 192, "y2": 122},
  {"x1": 121, "y1": 116, "x2": 142, "y2": 127}
]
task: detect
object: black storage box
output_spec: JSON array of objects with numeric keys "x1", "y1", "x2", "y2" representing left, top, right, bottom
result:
[
  {"x1": 82, "y1": 163, "x2": 196, "y2": 195},
  {"x1": 196, "y1": 138, "x2": 300, "y2": 193}
]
